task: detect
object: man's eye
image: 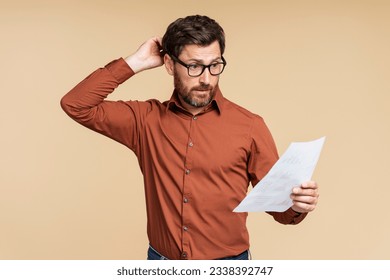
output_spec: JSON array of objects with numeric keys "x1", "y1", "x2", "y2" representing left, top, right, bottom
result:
[{"x1": 188, "y1": 64, "x2": 200, "y2": 70}]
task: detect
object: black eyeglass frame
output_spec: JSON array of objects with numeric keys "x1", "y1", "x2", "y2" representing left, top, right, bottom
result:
[{"x1": 169, "y1": 54, "x2": 227, "y2": 77}]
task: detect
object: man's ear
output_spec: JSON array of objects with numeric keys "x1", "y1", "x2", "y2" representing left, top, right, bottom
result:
[{"x1": 164, "y1": 54, "x2": 174, "y2": 76}]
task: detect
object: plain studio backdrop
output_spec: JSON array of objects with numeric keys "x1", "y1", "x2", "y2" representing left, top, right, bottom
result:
[{"x1": 0, "y1": 0, "x2": 389, "y2": 259}]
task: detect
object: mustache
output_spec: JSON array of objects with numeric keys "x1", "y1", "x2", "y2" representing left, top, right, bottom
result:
[{"x1": 191, "y1": 85, "x2": 213, "y2": 91}]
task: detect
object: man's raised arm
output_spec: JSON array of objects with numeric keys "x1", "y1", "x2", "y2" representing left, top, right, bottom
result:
[{"x1": 60, "y1": 37, "x2": 164, "y2": 150}]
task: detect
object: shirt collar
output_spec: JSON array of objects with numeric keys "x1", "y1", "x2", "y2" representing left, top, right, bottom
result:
[{"x1": 166, "y1": 85, "x2": 225, "y2": 115}]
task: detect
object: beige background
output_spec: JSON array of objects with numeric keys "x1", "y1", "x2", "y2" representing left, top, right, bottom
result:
[{"x1": 1, "y1": 0, "x2": 389, "y2": 259}]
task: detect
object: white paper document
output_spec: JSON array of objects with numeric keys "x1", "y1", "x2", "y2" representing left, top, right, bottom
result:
[{"x1": 233, "y1": 137, "x2": 325, "y2": 213}]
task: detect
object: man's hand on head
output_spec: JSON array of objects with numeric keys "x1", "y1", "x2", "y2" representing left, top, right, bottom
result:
[{"x1": 125, "y1": 37, "x2": 164, "y2": 73}]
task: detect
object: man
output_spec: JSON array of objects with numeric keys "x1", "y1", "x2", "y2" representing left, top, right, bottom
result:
[{"x1": 61, "y1": 15, "x2": 319, "y2": 260}]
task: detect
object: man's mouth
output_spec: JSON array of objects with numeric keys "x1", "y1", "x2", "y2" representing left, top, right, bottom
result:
[{"x1": 193, "y1": 87, "x2": 211, "y2": 92}]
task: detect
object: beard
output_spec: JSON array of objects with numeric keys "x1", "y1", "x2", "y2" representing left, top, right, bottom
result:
[{"x1": 173, "y1": 70, "x2": 217, "y2": 108}]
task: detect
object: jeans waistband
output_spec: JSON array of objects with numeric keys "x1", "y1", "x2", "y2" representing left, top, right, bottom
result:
[{"x1": 148, "y1": 244, "x2": 169, "y2": 260}]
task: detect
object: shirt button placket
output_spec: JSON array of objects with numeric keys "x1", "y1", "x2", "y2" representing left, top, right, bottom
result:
[{"x1": 182, "y1": 115, "x2": 196, "y2": 260}]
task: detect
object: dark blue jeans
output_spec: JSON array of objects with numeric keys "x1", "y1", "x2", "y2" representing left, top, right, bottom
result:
[{"x1": 147, "y1": 245, "x2": 249, "y2": 260}]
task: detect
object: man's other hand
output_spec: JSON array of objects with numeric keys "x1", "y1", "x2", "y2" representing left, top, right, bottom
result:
[{"x1": 290, "y1": 181, "x2": 319, "y2": 213}]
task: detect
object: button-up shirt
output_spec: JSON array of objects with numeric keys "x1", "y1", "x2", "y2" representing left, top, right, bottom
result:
[{"x1": 61, "y1": 58, "x2": 307, "y2": 260}]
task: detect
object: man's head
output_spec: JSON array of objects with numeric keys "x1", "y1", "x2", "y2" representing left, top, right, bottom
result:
[
  {"x1": 162, "y1": 15, "x2": 225, "y2": 58},
  {"x1": 162, "y1": 15, "x2": 226, "y2": 113}
]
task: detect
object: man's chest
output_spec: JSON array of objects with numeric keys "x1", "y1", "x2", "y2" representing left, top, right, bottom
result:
[{"x1": 141, "y1": 111, "x2": 251, "y2": 172}]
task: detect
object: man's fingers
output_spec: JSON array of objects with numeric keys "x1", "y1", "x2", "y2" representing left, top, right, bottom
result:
[
  {"x1": 292, "y1": 201, "x2": 317, "y2": 212},
  {"x1": 291, "y1": 193, "x2": 318, "y2": 205},
  {"x1": 292, "y1": 181, "x2": 319, "y2": 194},
  {"x1": 291, "y1": 181, "x2": 320, "y2": 213},
  {"x1": 292, "y1": 187, "x2": 319, "y2": 196},
  {"x1": 301, "y1": 181, "x2": 317, "y2": 189}
]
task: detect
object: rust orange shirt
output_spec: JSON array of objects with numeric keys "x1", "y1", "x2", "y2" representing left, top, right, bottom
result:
[{"x1": 61, "y1": 58, "x2": 307, "y2": 260}]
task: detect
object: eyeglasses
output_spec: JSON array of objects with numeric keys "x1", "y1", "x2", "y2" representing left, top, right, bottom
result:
[{"x1": 169, "y1": 54, "x2": 227, "y2": 77}]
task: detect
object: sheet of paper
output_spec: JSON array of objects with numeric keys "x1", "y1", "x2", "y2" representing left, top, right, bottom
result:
[{"x1": 233, "y1": 137, "x2": 325, "y2": 213}]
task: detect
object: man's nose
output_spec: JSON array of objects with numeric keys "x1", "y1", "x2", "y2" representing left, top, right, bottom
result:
[{"x1": 199, "y1": 67, "x2": 211, "y2": 84}]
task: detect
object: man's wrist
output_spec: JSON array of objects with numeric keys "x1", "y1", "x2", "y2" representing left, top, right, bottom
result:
[{"x1": 124, "y1": 54, "x2": 143, "y2": 73}]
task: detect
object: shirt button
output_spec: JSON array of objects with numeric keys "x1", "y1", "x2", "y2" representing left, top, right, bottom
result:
[
  {"x1": 183, "y1": 198, "x2": 189, "y2": 203},
  {"x1": 183, "y1": 226, "x2": 188, "y2": 231},
  {"x1": 185, "y1": 169, "x2": 191, "y2": 175},
  {"x1": 188, "y1": 142, "x2": 194, "y2": 147},
  {"x1": 193, "y1": 116, "x2": 198, "y2": 120},
  {"x1": 181, "y1": 252, "x2": 188, "y2": 259}
]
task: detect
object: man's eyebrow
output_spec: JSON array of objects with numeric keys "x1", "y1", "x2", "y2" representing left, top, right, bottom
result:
[{"x1": 187, "y1": 57, "x2": 222, "y2": 63}]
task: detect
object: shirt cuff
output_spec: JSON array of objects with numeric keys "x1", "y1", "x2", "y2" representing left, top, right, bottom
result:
[
  {"x1": 286, "y1": 207, "x2": 308, "y2": 223},
  {"x1": 105, "y1": 58, "x2": 135, "y2": 84}
]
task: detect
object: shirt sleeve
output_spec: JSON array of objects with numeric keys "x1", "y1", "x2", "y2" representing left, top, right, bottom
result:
[
  {"x1": 247, "y1": 116, "x2": 307, "y2": 225},
  {"x1": 60, "y1": 58, "x2": 151, "y2": 152}
]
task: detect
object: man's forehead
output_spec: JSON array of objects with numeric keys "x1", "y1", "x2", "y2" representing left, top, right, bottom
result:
[{"x1": 179, "y1": 41, "x2": 221, "y2": 61}]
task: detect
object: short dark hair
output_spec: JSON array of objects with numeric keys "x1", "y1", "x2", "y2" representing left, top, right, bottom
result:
[{"x1": 162, "y1": 15, "x2": 225, "y2": 58}]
